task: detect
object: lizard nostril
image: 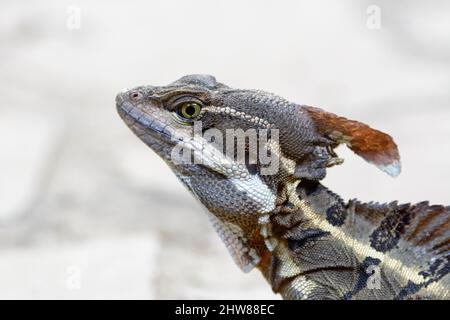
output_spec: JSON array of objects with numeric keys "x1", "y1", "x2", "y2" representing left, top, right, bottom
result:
[{"x1": 130, "y1": 91, "x2": 143, "y2": 101}]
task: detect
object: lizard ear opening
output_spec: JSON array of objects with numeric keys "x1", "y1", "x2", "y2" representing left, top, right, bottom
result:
[{"x1": 304, "y1": 106, "x2": 401, "y2": 177}]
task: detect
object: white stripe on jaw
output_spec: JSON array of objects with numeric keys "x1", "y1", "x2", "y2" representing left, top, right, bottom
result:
[
  {"x1": 229, "y1": 176, "x2": 276, "y2": 214},
  {"x1": 172, "y1": 129, "x2": 277, "y2": 214}
]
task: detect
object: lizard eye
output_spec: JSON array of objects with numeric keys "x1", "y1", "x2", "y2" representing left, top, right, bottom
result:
[{"x1": 176, "y1": 102, "x2": 202, "y2": 120}]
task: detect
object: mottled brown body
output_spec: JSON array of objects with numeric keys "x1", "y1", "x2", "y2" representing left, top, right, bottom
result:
[
  {"x1": 116, "y1": 75, "x2": 449, "y2": 299},
  {"x1": 259, "y1": 181, "x2": 449, "y2": 299}
]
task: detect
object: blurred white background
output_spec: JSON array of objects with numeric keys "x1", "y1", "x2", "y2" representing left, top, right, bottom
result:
[{"x1": 0, "y1": 0, "x2": 449, "y2": 299}]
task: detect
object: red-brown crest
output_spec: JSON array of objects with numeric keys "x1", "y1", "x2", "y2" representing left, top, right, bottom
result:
[{"x1": 304, "y1": 106, "x2": 401, "y2": 177}]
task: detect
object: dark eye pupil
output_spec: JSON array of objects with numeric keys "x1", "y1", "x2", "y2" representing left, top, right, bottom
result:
[{"x1": 185, "y1": 105, "x2": 196, "y2": 116}]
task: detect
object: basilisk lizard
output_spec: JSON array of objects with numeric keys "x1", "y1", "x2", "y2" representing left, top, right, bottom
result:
[{"x1": 116, "y1": 75, "x2": 449, "y2": 300}]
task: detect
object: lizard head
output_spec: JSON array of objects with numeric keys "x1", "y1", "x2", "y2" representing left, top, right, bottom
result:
[
  {"x1": 116, "y1": 74, "x2": 401, "y2": 272},
  {"x1": 117, "y1": 74, "x2": 337, "y2": 214},
  {"x1": 116, "y1": 74, "x2": 286, "y2": 217},
  {"x1": 117, "y1": 73, "x2": 401, "y2": 196}
]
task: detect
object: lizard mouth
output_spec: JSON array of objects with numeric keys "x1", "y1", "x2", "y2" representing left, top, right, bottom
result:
[{"x1": 116, "y1": 99, "x2": 177, "y2": 146}]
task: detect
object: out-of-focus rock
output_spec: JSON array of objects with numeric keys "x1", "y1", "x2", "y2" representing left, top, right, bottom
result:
[
  {"x1": 0, "y1": 112, "x2": 61, "y2": 222},
  {"x1": 0, "y1": 235, "x2": 158, "y2": 299}
]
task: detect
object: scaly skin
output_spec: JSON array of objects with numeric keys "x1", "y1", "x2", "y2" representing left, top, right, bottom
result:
[{"x1": 116, "y1": 75, "x2": 449, "y2": 300}]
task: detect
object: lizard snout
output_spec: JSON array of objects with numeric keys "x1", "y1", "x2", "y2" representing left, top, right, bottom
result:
[{"x1": 115, "y1": 92, "x2": 126, "y2": 106}]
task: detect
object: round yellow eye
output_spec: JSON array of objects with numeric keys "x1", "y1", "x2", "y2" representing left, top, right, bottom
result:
[{"x1": 177, "y1": 102, "x2": 202, "y2": 119}]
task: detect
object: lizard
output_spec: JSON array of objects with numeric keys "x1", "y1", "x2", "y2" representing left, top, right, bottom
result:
[{"x1": 116, "y1": 74, "x2": 449, "y2": 300}]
